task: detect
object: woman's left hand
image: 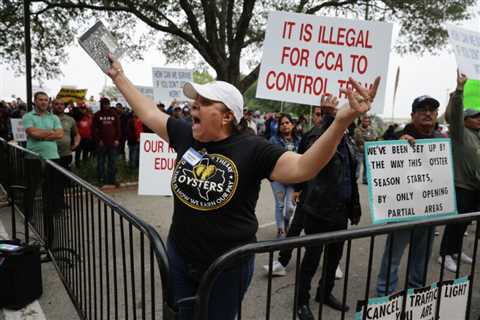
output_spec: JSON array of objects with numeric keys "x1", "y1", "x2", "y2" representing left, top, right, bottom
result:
[{"x1": 336, "y1": 76, "x2": 381, "y2": 123}]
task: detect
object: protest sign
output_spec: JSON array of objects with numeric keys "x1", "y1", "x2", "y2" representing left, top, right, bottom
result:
[
  {"x1": 365, "y1": 139, "x2": 456, "y2": 224},
  {"x1": 56, "y1": 88, "x2": 88, "y2": 103},
  {"x1": 10, "y1": 119, "x2": 26, "y2": 142},
  {"x1": 152, "y1": 67, "x2": 193, "y2": 105},
  {"x1": 256, "y1": 11, "x2": 393, "y2": 114},
  {"x1": 108, "y1": 85, "x2": 154, "y2": 107},
  {"x1": 355, "y1": 277, "x2": 470, "y2": 320},
  {"x1": 447, "y1": 25, "x2": 480, "y2": 80},
  {"x1": 464, "y1": 79, "x2": 480, "y2": 110},
  {"x1": 138, "y1": 133, "x2": 177, "y2": 195}
]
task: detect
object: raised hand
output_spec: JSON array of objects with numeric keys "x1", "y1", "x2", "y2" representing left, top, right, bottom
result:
[
  {"x1": 106, "y1": 53, "x2": 124, "y2": 80},
  {"x1": 320, "y1": 94, "x2": 339, "y2": 109},
  {"x1": 456, "y1": 69, "x2": 468, "y2": 90},
  {"x1": 336, "y1": 76, "x2": 381, "y2": 123}
]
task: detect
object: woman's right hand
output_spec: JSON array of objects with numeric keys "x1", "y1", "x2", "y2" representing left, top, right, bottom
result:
[{"x1": 106, "y1": 53, "x2": 124, "y2": 80}]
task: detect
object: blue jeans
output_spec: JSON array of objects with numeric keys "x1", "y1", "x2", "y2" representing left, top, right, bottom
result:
[
  {"x1": 97, "y1": 145, "x2": 117, "y2": 184},
  {"x1": 128, "y1": 143, "x2": 139, "y2": 168},
  {"x1": 362, "y1": 152, "x2": 368, "y2": 183},
  {"x1": 167, "y1": 241, "x2": 254, "y2": 320},
  {"x1": 270, "y1": 181, "x2": 295, "y2": 230},
  {"x1": 376, "y1": 227, "x2": 435, "y2": 296}
]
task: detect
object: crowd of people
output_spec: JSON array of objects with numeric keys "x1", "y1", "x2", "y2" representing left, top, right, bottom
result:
[
  {"x1": 0, "y1": 68, "x2": 478, "y2": 319},
  {"x1": 0, "y1": 92, "x2": 385, "y2": 189}
]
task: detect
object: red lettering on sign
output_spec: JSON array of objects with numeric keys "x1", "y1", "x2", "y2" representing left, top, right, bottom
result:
[
  {"x1": 314, "y1": 50, "x2": 343, "y2": 71},
  {"x1": 317, "y1": 26, "x2": 373, "y2": 49},
  {"x1": 144, "y1": 140, "x2": 164, "y2": 153},
  {"x1": 281, "y1": 46, "x2": 309, "y2": 67},
  {"x1": 265, "y1": 71, "x2": 329, "y2": 96},
  {"x1": 154, "y1": 157, "x2": 175, "y2": 170}
]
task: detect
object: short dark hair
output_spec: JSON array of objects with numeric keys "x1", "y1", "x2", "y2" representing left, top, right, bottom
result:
[
  {"x1": 34, "y1": 91, "x2": 48, "y2": 100},
  {"x1": 100, "y1": 97, "x2": 111, "y2": 107}
]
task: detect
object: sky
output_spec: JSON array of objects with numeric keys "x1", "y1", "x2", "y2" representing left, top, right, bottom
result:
[{"x1": 0, "y1": 9, "x2": 478, "y2": 120}]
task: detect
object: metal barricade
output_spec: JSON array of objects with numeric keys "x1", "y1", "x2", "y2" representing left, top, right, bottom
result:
[
  {"x1": 193, "y1": 213, "x2": 480, "y2": 320},
  {"x1": 0, "y1": 138, "x2": 175, "y2": 320}
]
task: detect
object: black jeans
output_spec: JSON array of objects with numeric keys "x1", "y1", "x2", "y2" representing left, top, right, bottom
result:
[
  {"x1": 440, "y1": 187, "x2": 480, "y2": 256},
  {"x1": 278, "y1": 205, "x2": 306, "y2": 267},
  {"x1": 297, "y1": 214, "x2": 347, "y2": 305}
]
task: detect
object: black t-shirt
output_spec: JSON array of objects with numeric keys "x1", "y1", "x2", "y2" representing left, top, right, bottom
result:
[{"x1": 167, "y1": 118, "x2": 286, "y2": 271}]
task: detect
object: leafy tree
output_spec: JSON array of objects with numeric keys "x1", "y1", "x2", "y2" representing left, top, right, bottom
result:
[
  {"x1": 192, "y1": 70, "x2": 214, "y2": 84},
  {"x1": 1, "y1": 0, "x2": 476, "y2": 91}
]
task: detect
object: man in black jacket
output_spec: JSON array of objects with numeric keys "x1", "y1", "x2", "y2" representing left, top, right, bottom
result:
[{"x1": 296, "y1": 95, "x2": 361, "y2": 320}]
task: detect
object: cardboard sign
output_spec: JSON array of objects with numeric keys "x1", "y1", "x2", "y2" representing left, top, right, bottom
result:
[
  {"x1": 152, "y1": 67, "x2": 193, "y2": 105},
  {"x1": 257, "y1": 11, "x2": 393, "y2": 114},
  {"x1": 464, "y1": 79, "x2": 480, "y2": 110},
  {"x1": 56, "y1": 88, "x2": 88, "y2": 103},
  {"x1": 355, "y1": 277, "x2": 470, "y2": 320},
  {"x1": 10, "y1": 119, "x2": 26, "y2": 142},
  {"x1": 365, "y1": 139, "x2": 456, "y2": 224},
  {"x1": 138, "y1": 133, "x2": 177, "y2": 195},
  {"x1": 447, "y1": 25, "x2": 480, "y2": 80}
]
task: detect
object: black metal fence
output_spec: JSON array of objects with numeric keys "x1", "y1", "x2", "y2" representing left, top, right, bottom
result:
[
  {"x1": 0, "y1": 138, "x2": 174, "y2": 320},
  {"x1": 192, "y1": 212, "x2": 480, "y2": 320},
  {"x1": 3, "y1": 136, "x2": 480, "y2": 320}
]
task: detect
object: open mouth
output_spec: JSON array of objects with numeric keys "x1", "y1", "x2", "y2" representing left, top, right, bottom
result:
[{"x1": 192, "y1": 116, "x2": 201, "y2": 130}]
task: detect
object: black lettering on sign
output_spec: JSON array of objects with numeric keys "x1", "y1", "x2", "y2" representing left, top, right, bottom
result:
[
  {"x1": 390, "y1": 159, "x2": 404, "y2": 168},
  {"x1": 373, "y1": 176, "x2": 401, "y2": 187},
  {"x1": 367, "y1": 145, "x2": 386, "y2": 155},
  {"x1": 391, "y1": 145, "x2": 408, "y2": 154},
  {"x1": 406, "y1": 174, "x2": 431, "y2": 184},
  {"x1": 387, "y1": 208, "x2": 415, "y2": 217},
  {"x1": 408, "y1": 158, "x2": 422, "y2": 167},
  {"x1": 377, "y1": 195, "x2": 387, "y2": 204},
  {"x1": 429, "y1": 157, "x2": 448, "y2": 166},
  {"x1": 370, "y1": 160, "x2": 385, "y2": 169},
  {"x1": 424, "y1": 203, "x2": 443, "y2": 213}
]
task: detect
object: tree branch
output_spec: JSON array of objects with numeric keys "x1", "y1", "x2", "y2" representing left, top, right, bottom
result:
[
  {"x1": 305, "y1": 0, "x2": 358, "y2": 14},
  {"x1": 238, "y1": 64, "x2": 260, "y2": 93}
]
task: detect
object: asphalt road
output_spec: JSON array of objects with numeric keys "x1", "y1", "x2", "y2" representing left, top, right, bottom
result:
[
  {"x1": 2, "y1": 180, "x2": 479, "y2": 320},
  {"x1": 105, "y1": 180, "x2": 480, "y2": 320}
]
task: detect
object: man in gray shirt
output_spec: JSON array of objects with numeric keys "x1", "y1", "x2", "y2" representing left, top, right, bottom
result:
[{"x1": 52, "y1": 99, "x2": 80, "y2": 170}]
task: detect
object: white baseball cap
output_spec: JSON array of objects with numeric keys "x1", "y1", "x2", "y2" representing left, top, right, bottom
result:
[{"x1": 183, "y1": 81, "x2": 244, "y2": 123}]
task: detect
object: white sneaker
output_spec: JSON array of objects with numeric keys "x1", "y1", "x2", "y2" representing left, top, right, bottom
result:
[
  {"x1": 453, "y1": 252, "x2": 473, "y2": 264},
  {"x1": 263, "y1": 260, "x2": 287, "y2": 276},
  {"x1": 438, "y1": 255, "x2": 457, "y2": 273},
  {"x1": 335, "y1": 266, "x2": 343, "y2": 280}
]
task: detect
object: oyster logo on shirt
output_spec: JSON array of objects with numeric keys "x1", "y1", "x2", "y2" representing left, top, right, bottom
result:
[{"x1": 171, "y1": 153, "x2": 238, "y2": 211}]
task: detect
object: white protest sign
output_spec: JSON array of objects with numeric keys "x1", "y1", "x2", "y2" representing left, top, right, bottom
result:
[
  {"x1": 257, "y1": 11, "x2": 393, "y2": 114},
  {"x1": 138, "y1": 133, "x2": 177, "y2": 196},
  {"x1": 108, "y1": 85, "x2": 154, "y2": 108},
  {"x1": 355, "y1": 277, "x2": 470, "y2": 320},
  {"x1": 10, "y1": 119, "x2": 26, "y2": 142},
  {"x1": 447, "y1": 25, "x2": 480, "y2": 80},
  {"x1": 152, "y1": 67, "x2": 193, "y2": 105},
  {"x1": 365, "y1": 139, "x2": 456, "y2": 224}
]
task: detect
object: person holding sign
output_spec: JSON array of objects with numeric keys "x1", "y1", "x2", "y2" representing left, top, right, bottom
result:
[
  {"x1": 376, "y1": 94, "x2": 443, "y2": 297},
  {"x1": 439, "y1": 71, "x2": 479, "y2": 273},
  {"x1": 106, "y1": 53, "x2": 379, "y2": 320}
]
